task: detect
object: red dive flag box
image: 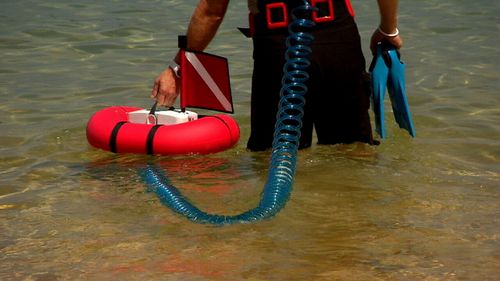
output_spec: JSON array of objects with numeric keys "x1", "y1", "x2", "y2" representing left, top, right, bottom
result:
[{"x1": 179, "y1": 49, "x2": 234, "y2": 113}]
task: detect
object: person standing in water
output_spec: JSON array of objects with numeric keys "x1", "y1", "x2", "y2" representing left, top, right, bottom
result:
[{"x1": 151, "y1": 0, "x2": 403, "y2": 151}]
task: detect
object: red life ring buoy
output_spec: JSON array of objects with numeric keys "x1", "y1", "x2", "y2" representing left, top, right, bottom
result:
[{"x1": 86, "y1": 106, "x2": 240, "y2": 155}]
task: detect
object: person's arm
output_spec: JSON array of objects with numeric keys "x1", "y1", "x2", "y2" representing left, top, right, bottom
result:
[
  {"x1": 186, "y1": 0, "x2": 230, "y2": 51},
  {"x1": 151, "y1": 0, "x2": 230, "y2": 107},
  {"x1": 370, "y1": 0, "x2": 403, "y2": 53}
]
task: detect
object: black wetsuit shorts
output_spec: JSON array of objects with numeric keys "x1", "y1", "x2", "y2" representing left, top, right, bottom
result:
[{"x1": 247, "y1": 3, "x2": 375, "y2": 151}]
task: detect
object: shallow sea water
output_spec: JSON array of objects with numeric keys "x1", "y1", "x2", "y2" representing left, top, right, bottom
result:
[{"x1": 0, "y1": 0, "x2": 499, "y2": 280}]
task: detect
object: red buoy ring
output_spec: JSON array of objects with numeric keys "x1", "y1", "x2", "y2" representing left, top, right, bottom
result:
[{"x1": 86, "y1": 106, "x2": 240, "y2": 155}]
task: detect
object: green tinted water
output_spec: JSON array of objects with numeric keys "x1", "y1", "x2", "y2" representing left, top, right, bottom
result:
[{"x1": 1, "y1": 0, "x2": 498, "y2": 280}]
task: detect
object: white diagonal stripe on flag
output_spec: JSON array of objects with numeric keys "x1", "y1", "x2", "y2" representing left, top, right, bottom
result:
[{"x1": 185, "y1": 52, "x2": 232, "y2": 112}]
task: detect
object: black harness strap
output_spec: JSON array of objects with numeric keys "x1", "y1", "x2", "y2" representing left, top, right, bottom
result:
[
  {"x1": 209, "y1": 115, "x2": 234, "y2": 141},
  {"x1": 109, "y1": 121, "x2": 127, "y2": 153},
  {"x1": 146, "y1": 125, "x2": 163, "y2": 155}
]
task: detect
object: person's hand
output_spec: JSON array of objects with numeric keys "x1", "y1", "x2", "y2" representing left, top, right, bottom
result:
[
  {"x1": 370, "y1": 27, "x2": 403, "y2": 54},
  {"x1": 151, "y1": 67, "x2": 180, "y2": 107}
]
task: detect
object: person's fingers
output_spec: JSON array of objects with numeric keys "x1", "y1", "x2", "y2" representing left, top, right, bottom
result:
[
  {"x1": 370, "y1": 31, "x2": 384, "y2": 54},
  {"x1": 156, "y1": 87, "x2": 166, "y2": 106},
  {"x1": 387, "y1": 35, "x2": 403, "y2": 49},
  {"x1": 151, "y1": 78, "x2": 160, "y2": 98},
  {"x1": 159, "y1": 85, "x2": 169, "y2": 106},
  {"x1": 370, "y1": 29, "x2": 403, "y2": 55},
  {"x1": 158, "y1": 82, "x2": 177, "y2": 107},
  {"x1": 151, "y1": 68, "x2": 179, "y2": 107}
]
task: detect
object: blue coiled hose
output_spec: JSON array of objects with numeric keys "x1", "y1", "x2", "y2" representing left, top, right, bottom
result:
[{"x1": 140, "y1": 1, "x2": 315, "y2": 225}]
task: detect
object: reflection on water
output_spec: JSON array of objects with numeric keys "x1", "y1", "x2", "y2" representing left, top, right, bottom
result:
[{"x1": 0, "y1": 0, "x2": 499, "y2": 280}]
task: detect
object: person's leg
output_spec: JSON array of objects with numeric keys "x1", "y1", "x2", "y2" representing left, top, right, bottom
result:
[
  {"x1": 247, "y1": 36, "x2": 285, "y2": 151},
  {"x1": 310, "y1": 22, "x2": 375, "y2": 145}
]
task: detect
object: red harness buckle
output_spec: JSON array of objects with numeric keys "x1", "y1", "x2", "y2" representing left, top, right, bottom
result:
[
  {"x1": 344, "y1": 0, "x2": 355, "y2": 17},
  {"x1": 311, "y1": 0, "x2": 335, "y2": 23},
  {"x1": 265, "y1": 2, "x2": 288, "y2": 29}
]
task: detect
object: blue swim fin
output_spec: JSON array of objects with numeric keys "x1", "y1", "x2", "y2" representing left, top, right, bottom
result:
[
  {"x1": 370, "y1": 43, "x2": 416, "y2": 138},
  {"x1": 370, "y1": 44, "x2": 390, "y2": 138},
  {"x1": 386, "y1": 46, "x2": 416, "y2": 137}
]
